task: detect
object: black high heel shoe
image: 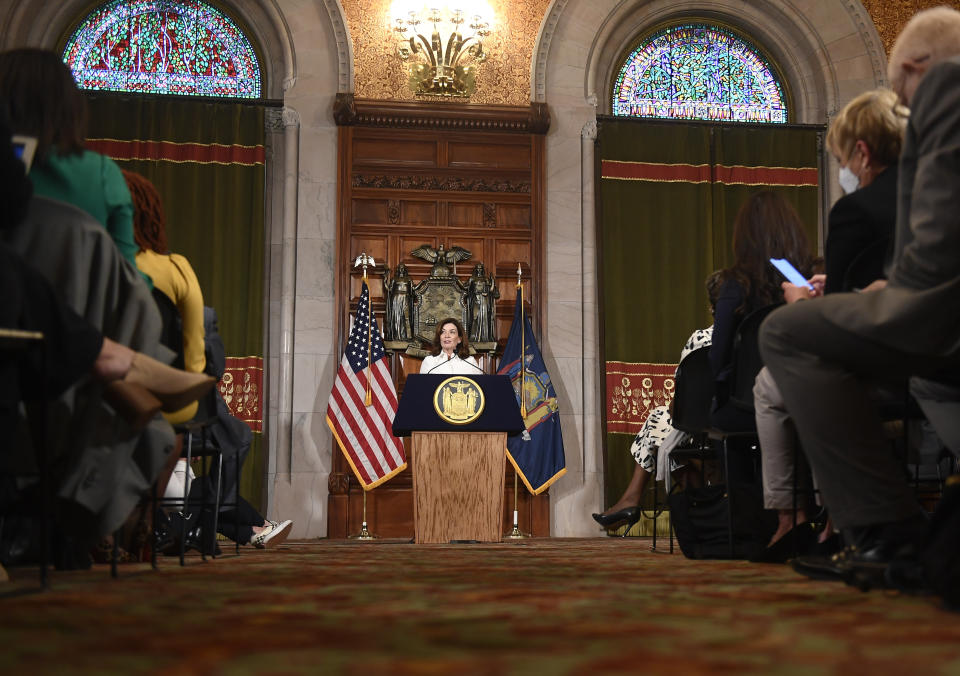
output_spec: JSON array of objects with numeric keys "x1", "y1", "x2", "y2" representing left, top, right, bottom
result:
[
  {"x1": 592, "y1": 506, "x2": 641, "y2": 533},
  {"x1": 749, "y1": 521, "x2": 818, "y2": 563}
]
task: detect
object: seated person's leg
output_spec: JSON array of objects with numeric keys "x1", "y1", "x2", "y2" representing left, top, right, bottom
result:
[
  {"x1": 760, "y1": 298, "x2": 926, "y2": 545},
  {"x1": 754, "y1": 366, "x2": 808, "y2": 544},
  {"x1": 592, "y1": 407, "x2": 668, "y2": 523}
]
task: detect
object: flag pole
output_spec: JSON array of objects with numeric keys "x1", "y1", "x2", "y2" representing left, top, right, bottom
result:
[
  {"x1": 362, "y1": 256, "x2": 373, "y2": 406},
  {"x1": 518, "y1": 264, "x2": 526, "y2": 418},
  {"x1": 349, "y1": 252, "x2": 377, "y2": 540},
  {"x1": 506, "y1": 262, "x2": 529, "y2": 540},
  {"x1": 349, "y1": 489, "x2": 376, "y2": 540}
]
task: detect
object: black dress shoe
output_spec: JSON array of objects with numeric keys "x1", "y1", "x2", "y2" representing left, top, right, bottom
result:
[
  {"x1": 184, "y1": 526, "x2": 221, "y2": 557},
  {"x1": 791, "y1": 538, "x2": 922, "y2": 589},
  {"x1": 790, "y1": 547, "x2": 858, "y2": 582},
  {"x1": 592, "y1": 506, "x2": 640, "y2": 528}
]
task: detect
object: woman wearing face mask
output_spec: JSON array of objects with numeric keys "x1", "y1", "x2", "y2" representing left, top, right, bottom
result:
[
  {"x1": 420, "y1": 317, "x2": 481, "y2": 374},
  {"x1": 820, "y1": 88, "x2": 909, "y2": 294}
]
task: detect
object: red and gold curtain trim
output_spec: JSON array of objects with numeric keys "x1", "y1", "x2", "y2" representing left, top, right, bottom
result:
[
  {"x1": 87, "y1": 138, "x2": 265, "y2": 166},
  {"x1": 601, "y1": 160, "x2": 818, "y2": 187},
  {"x1": 220, "y1": 356, "x2": 263, "y2": 432},
  {"x1": 605, "y1": 361, "x2": 678, "y2": 435}
]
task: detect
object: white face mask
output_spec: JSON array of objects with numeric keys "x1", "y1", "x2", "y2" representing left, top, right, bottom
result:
[{"x1": 838, "y1": 166, "x2": 860, "y2": 194}]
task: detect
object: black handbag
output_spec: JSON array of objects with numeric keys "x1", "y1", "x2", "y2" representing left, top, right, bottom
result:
[{"x1": 668, "y1": 483, "x2": 776, "y2": 560}]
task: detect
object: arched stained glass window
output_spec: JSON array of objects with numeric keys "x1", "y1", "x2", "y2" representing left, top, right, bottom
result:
[
  {"x1": 612, "y1": 24, "x2": 787, "y2": 124},
  {"x1": 63, "y1": 0, "x2": 261, "y2": 99}
]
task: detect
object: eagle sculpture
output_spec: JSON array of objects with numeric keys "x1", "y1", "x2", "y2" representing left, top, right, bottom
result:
[
  {"x1": 410, "y1": 244, "x2": 472, "y2": 278},
  {"x1": 410, "y1": 244, "x2": 472, "y2": 266}
]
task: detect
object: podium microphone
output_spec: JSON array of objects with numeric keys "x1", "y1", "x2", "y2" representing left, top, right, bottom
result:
[
  {"x1": 424, "y1": 354, "x2": 485, "y2": 374},
  {"x1": 457, "y1": 355, "x2": 485, "y2": 374}
]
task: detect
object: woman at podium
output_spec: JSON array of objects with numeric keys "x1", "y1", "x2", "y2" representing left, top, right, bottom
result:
[{"x1": 420, "y1": 318, "x2": 482, "y2": 375}]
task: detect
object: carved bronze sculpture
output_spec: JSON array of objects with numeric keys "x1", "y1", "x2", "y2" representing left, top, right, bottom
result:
[
  {"x1": 382, "y1": 245, "x2": 498, "y2": 355},
  {"x1": 382, "y1": 263, "x2": 413, "y2": 341},
  {"x1": 467, "y1": 263, "x2": 498, "y2": 346}
]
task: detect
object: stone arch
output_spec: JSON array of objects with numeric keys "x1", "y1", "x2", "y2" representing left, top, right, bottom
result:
[
  {"x1": 534, "y1": 0, "x2": 888, "y2": 122},
  {"x1": 0, "y1": 0, "x2": 310, "y2": 99}
]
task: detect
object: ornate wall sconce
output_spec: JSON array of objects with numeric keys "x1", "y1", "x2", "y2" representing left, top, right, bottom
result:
[{"x1": 391, "y1": 1, "x2": 494, "y2": 98}]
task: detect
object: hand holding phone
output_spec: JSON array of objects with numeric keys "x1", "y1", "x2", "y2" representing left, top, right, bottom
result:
[{"x1": 769, "y1": 258, "x2": 814, "y2": 291}]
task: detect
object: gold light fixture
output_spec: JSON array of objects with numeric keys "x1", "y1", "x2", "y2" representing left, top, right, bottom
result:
[{"x1": 391, "y1": 1, "x2": 494, "y2": 98}]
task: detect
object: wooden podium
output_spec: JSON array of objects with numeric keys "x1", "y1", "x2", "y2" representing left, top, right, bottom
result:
[
  {"x1": 393, "y1": 375, "x2": 525, "y2": 544},
  {"x1": 411, "y1": 431, "x2": 505, "y2": 543}
]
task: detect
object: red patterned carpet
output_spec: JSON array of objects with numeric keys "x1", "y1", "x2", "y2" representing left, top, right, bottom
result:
[{"x1": 1, "y1": 537, "x2": 959, "y2": 674}]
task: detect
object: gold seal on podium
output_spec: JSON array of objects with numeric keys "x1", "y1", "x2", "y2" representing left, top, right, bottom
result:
[{"x1": 433, "y1": 376, "x2": 485, "y2": 425}]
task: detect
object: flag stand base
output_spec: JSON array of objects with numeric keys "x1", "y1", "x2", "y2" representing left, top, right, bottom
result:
[
  {"x1": 349, "y1": 521, "x2": 378, "y2": 540},
  {"x1": 504, "y1": 525, "x2": 530, "y2": 539},
  {"x1": 349, "y1": 491, "x2": 377, "y2": 540},
  {"x1": 503, "y1": 476, "x2": 530, "y2": 539}
]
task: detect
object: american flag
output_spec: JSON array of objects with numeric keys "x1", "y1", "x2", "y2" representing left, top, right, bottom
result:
[{"x1": 326, "y1": 281, "x2": 407, "y2": 489}]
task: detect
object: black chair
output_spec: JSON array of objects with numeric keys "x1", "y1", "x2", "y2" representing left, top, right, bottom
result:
[
  {"x1": 664, "y1": 304, "x2": 781, "y2": 556},
  {"x1": 0, "y1": 327, "x2": 48, "y2": 586},
  {"x1": 658, "y1": 345, "x2": 715, "y2": 553},
  {"x1": 725, "y1": 303, "x2": 782, "y2": 417},
  {"x1": 150, "y1": 289, "x2": 239, "y2": 566},
  {"x1": 709, "y1": 303, "x2": 782, "y2": 555}
]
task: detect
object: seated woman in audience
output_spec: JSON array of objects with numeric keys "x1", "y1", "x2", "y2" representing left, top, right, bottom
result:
[
  {"x1": 592, "y1": 271, "x2": 722, "y2": 529},
  {"x1": 122, "y1": 170, "x2": 291, "y2": 552},
  {"x1": 0, "y1": 48, "x2": 141, "y2": 274},
  {"x1": 420, "y1": 317, "x2": 481, "y2": 374},
  {"x1": 753, "y1": 88, "x2": 908, "y2": 561},
  {"x1": 709, "y1": 191, "x2": 813, "y2": 432},
  {"x1": 124, "y1": 170, "x2": 205, "y2": 424}
]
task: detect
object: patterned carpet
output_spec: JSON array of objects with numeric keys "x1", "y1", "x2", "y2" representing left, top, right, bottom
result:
[{"x1": 1, "y1": 537, "x2": 959, "y2": 675}]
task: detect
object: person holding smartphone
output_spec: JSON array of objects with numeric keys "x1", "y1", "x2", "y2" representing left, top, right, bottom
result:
[
  {"x1": 760, "y1": 7, "x2": 960, "y2": 588},
  {"x1": 752, "y1": 89, "x2": 908, "y2": 561}
]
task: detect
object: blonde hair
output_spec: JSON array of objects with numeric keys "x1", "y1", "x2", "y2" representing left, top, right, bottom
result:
[
  {"x1": 888, "y1": 7, "x2": 960, "y2": 91},
  {"x1": 825, "y1": 88, "x2": 908, "y2": 166}
]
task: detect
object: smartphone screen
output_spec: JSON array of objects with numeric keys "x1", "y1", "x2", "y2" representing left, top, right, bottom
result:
[
  {"x1": 11, "y1": 135, "x2": 37, "y2": 172},
  {"x1": 769, "y1": 258, "x2": 814, "y2": 290}
]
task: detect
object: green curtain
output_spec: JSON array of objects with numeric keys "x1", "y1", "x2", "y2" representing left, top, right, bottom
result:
[
  {"x1": 85, "y1": 94, "x2": 267, "y2": 509},
  {"x1": 597, "y1": 118, "x2": 821, "y2": 511}
]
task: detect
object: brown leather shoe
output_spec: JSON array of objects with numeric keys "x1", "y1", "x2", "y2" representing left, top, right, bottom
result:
[{"x1": 123, "y1": 352, "x2": 216, "y2": 413}]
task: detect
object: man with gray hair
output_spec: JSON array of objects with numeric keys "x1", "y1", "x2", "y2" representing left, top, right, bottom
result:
[{"x1": 759, "y1": 7, "x2": 960, "y2": 584}]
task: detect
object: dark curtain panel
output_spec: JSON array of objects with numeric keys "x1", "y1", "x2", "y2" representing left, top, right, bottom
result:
[
  {"x1": 598, "y1": 118, "x2": 821, "y2": 511},
  {"x1": 85, "y1": 94, "x2": 267, "y2": 509}
]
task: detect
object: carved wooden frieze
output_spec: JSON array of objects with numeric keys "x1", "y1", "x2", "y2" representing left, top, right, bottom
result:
[
  {"x1": 334, "y1": 94, "x2": 550, "y2": 135},
  {"x1": 352, "y1": 174, "x2": 531, "y2": 193}
]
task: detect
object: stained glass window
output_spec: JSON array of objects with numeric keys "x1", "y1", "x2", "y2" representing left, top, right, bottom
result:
[
  {"x1": 612, "y1": 24, "x2": 787, "y2": 124},
  {"x1": 63, "y1": 0, "x2": 261, "y2": 99}
]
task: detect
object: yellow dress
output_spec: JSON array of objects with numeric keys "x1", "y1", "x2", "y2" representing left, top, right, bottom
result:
[{"x1": 135, "y1": 249, "x2": 206, "y2": 424}]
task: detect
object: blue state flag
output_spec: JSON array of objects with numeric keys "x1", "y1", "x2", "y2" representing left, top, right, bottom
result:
[{"x1": 496, "y1": 288, "x2": 566, "y2": 494}]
